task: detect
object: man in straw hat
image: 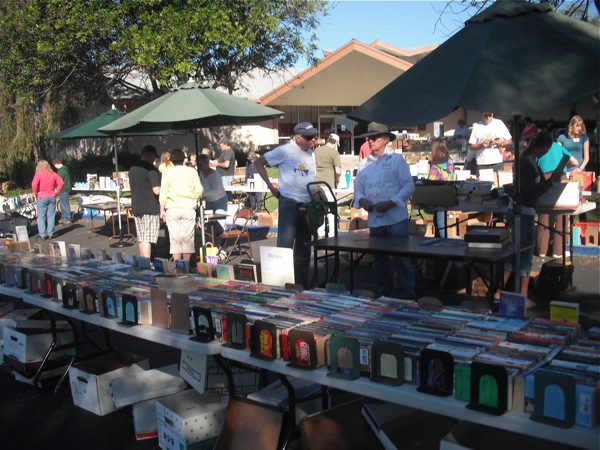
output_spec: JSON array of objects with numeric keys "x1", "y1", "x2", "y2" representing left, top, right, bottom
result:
[{"x1": 354, "y1": 123, "x2": 416, "y2": 299}]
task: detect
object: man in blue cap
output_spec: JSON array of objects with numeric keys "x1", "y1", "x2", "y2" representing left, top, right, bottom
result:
[{"x1": 254, "y1": 122, "x2": 318, "y2": 289}]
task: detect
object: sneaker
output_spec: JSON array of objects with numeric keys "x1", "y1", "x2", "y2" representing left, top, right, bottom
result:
[
  {"x1": 43, "y1": 235, "x2": 50, "y2": 240},
  {"x1": 35, "y1": 235, "x2": 44, "y2": 241}
]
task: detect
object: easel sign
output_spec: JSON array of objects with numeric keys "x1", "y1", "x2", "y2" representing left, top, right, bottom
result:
[
  {"x1": 14, "y1": 225, "x2": 29, "y2": 243},
  {"x1": 259, "y1": 246, "x2": 294, "y2": 287}
]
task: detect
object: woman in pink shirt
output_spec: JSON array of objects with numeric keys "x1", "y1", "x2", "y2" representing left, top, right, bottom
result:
[{"x1": 31, "y1": 159, "x2": 63, "y2": 240}]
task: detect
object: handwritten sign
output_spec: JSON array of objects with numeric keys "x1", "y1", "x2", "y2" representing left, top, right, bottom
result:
[{"x1": 260, "y1": 246, "x2": 294, "y2": 287}]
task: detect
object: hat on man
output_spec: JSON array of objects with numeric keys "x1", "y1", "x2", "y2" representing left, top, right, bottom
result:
[
  {"x1": 293, "y1": 122, "x2": 319, "y2": 139},
  {"x1": 170, "y1": 148, "x2": 186, "y2": 163},
  {"x1": 328, "y1": 133, "x2": 340, "y2": 146},
  {"x1": 358, "y1": 123, "x2": 396, "y2": 142},
  {"x1": 218, "y1": 137, "x2": 229, "y2": 145}
]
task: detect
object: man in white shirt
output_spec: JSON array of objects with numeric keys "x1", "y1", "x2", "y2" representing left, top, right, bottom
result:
[{"x1": 467, "y1": 112, "x2": 512, "y2": 176}]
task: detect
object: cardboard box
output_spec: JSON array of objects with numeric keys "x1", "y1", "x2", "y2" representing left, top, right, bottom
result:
[
  {"x1": 132, "y1": 397, "x2": 160, "y2": 441},
  {"x1": 300, "y1": 398, "x2": 372, "y2": 450},
  {"x1": 156, "y1": 390, "x2": 228, "y2": 450},
  {"x1": 349, "y1": 207, "x2": 368, "y2": 220},
  {"x1": 247, "y1": 377, "x2": 322, "y2": 424},
  {"x1": 0, "y1": 308, "x2": 42, "y2": 338},
  {"x1": 3, "y1": 321, "x2": 73, "y2": 366},
  {"x1": 536, "y1": 181, "x2": 580, "y2": 209},
  {"x1": 409, "y1": 218, "x2": 434, "y2": 236},
  {"x1": 179, "y1": 349, "x2": 258, "y2": 396},
  {"x1": 110, "y1": 364, "x2": 188, "y2": 408},
  {"x1": 69, "y1": 351, "x2": 149, "y2": 416},
  {"x1": 440, "y1": 421, "x2": 570, "y2": 450},
  {"x1": 571, "y1": 171, "x2": 596, "y2": 192},
  {"x1": 257, "y1": 212, "x2": 278, "y2": 227},
  {"x1": 412, "y1": 183, "x2": 457, "y2": 207},
  {"x1": 217, "y1": 397, "x2": 285, "y2": 450}
]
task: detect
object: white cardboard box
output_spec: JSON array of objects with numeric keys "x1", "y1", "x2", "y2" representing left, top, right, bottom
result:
[
  {"x1": 440, "y1": 421, "x2": 570, "y2": 450},
  {"x1": 180, "y1": 349, "x2": 258, "y2": 395},
  {"x1": 247, "y1": 377, "x2": 322, "y2": 424},
  {"x1": 133, "y1": 397, "x2": 160, "y2": 441},
  {"x1": 536, "y1": 181, "x2": 580, "y2": 209},
  {"x1": 69, "y1": 351, "x2": 149, "y2": 416},
  {"x1": 3, "y1": 322, "x2": 73, "y2": 365},
  {"x1": 110, "y1": 364, "x2": 188, "y2": 408},
  {"x1": 156, "y1": 389, "x2": 229, "y2": 450},
  {"x1": 0, "y1": 308, "x2": 42, "y2": 338}
]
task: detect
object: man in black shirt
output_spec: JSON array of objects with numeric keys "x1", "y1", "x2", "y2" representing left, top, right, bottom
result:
[
  {"x1": 212, "y1": 137, "x2": 236, "y2": 200},
  {"x1": 129, "y1": 145, "x2": 161, "y2": 258}
]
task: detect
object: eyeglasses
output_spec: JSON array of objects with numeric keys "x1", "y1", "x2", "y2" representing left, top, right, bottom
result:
[
  {"x1": 302, "y1": 135, "x2": 316, "y2": 141},
  {"x1": 366, "y1": 134, "x2": 385, "y2": 141}
]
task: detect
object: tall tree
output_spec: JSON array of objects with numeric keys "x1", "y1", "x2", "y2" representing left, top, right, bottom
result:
[{"x1": 0, "y1": 0, "x2": 328, "y2": 182}]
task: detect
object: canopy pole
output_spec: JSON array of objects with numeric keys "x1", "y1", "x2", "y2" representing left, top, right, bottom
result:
[
  {"x1": 512, "y1": 115, "x2": 522, "y2": 294},
  {"x1": 196, "y1": 132, "x2": 207, "y2": 259},
  {"x1": 110, "y1": 136, "x2": 133, "y2": 248}
]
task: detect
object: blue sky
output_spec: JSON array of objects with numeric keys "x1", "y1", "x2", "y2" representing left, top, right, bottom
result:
[{"x1": 312, "y1": 1, "x2": 473, "y2": 56}]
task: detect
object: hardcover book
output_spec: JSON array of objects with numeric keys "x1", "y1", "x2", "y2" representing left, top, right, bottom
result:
[
  {"x1": 196, "y1": 262, "x2": 213, "y2": 278},
  {"x1": 550, "y1": 301, "x2": 579, "y2": 324},
  {"x1": 215, "y1": 264, "x2": 235, "y2": 281},
  {"x1": 498, "y1": 291, "x2": 527, "y2": 318},
  {"x1": 236, "y1": 263, "x2": 258, "y2": 283}
]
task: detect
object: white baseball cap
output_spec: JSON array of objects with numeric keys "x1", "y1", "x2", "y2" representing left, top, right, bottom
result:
[{"x1": 329, "y1": 133, "x2": 340, "y2": 146}]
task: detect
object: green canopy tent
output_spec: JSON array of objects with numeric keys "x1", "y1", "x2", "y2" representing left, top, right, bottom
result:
[
  {"x1": 348, "y1": 0, "x2": 600, "y2": 292},
  {"x1": 51, "y1": 106, "x2": 184, "y2": 247},
  {"x1": 98, "y1": 81, "x2": 283, "y2": 255}
]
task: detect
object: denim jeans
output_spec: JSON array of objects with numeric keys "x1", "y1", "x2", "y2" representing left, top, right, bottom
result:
[
  {"x1": 277, "y1": 195, "x2": 311, "y2": 289},
  {"x1": 58, "y1": 191, "x2": 71, "y2": 221},
  {"x1": 37, "y1": 196, "x2": 57, "y2": 238},
  {"x1": 369, "y1": 219, "x2": 416, "y2": 298}
]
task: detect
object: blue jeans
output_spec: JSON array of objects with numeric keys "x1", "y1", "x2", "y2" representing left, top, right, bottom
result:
[
  {"x1": 206, "y1": 195, "x2": 228, "y2": 238},
  {"x1": 370, "y1": 219, "x2": 416, "y2": 298},
  {"x1": 37, "y1": 196, "x2": 57, "y2": 238},
  {"x1": 277, "y1": 195, "x2": 311, "y2": 289},
  {"x1": 58, "y1": 191, "x2": 71, "y2": 221}
]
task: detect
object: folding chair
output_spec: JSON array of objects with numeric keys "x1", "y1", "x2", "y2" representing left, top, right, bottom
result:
[{"x1": 218, "y1": 207, "x2": 253, "y2": 262}]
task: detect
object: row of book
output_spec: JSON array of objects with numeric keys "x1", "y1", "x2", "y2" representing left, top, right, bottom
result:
[{"x1": 0, "y1": 247, "x2": 597, "y2": 428}]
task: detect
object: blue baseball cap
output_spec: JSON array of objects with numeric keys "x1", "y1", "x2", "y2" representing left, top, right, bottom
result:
[{"x1": 293, "y1": 122, "x2": 319, "y2": 138}]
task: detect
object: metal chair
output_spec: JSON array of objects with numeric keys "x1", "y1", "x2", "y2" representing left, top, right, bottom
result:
[{"x1": 218, "y1": 207, "x2": 253, "y2": 262}]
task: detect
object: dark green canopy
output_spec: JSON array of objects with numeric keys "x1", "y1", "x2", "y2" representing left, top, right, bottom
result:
[
  {"x1": 98, "y1": 81, "x2": 283, "y2": 134},
  {"x1": 50, "y1": 107, "x2": 178, "y2": 139},
  {"x1": 348, "y1": 0, "x2": 599, "y2": 126}
]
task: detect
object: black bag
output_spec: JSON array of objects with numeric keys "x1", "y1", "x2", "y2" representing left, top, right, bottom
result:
[
  {"x1": 464, "y1": 158, "x2": 477, "y2": 175},
  {"x1": 536, "y1": 261, "x2": 573, "y2": 299}
]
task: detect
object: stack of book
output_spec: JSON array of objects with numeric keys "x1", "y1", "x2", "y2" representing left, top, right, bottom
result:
[{"x1": 464, "y1": 226, "x2": 511, "y2": 249}]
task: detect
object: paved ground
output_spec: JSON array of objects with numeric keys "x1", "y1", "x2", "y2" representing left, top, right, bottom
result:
[{"x1": 0, "y1": 207, "x2": 597, "y2": 450}]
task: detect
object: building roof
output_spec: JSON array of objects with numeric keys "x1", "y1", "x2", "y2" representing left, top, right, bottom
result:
[{"x1": 260, "y1": 40, "x2": 437, "y2": 107}]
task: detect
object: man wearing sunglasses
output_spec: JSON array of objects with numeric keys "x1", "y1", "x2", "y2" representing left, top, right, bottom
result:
[
  {"x1": 254, "y1": 122, "x2": 318, "y2": 289},
  {"x1": 467, "y1": 112, "x2": 513, "y2": 176},
  {"x1": 354, "y1": 123, "x2": 416, "y2": 299}
]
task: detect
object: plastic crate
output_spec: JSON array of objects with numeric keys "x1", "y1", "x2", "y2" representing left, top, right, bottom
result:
[{"x1": 577, "y1": 220, "x2": 600, "y2": 244}]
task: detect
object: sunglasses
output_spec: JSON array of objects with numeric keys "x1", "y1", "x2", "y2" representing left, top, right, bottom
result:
[
  {"x1": 302, "y1": 135, "x2": 316, "y2": 141},
  {"x1": 366, "y1": 134, "x2": 385, "y2": 141}
]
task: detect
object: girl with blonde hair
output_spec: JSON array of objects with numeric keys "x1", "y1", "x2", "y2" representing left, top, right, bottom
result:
[
  {"x1": 558, "y1": 115, "x2": 589, "y2": 172},
  {"x1": 158, "y1": 151, "x2": 174, "y2": 173}
]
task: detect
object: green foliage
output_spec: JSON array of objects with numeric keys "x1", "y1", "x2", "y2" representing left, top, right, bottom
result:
[{"x1": 0, "y1": 0, "x2": 328, "y2": 181}]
